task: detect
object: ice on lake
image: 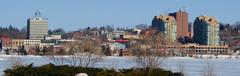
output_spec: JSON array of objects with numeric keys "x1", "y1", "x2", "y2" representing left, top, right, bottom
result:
[{"x1": 1, "y1": 55, "x2": 240, "y2": 76}]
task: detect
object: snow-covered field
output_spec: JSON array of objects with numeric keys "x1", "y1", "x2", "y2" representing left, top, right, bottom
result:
[{"x1": 1, "y1": 55, "x2": 240, "y2": 76}]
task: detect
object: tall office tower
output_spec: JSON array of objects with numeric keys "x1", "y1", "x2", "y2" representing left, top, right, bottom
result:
[
  {"x1": 27, "y1": 11, "x2": 48, "y2": 39},
  {"x1": 193, "y1": 16, "x2": 220, "y2": 46},
  {"x1": 169, "y1": 10, "x2": 189, "y2": 38},
  {"x1": 152, "y1": 15, "x2": 177, "y2": 42}
]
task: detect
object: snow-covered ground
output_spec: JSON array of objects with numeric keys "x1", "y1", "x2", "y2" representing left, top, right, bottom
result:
[{"x1": 1, "y1": 55, "x2": 240, "y2": 76}]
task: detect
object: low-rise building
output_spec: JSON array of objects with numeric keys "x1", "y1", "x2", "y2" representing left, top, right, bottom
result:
[
  {"x1": 44, "y1": 34, "x2": 62, "y2": 40},
  {"x1": 123, "y1": 35, "x2": 140, "y2": 40},
  {"x1": 164, "y1": 44, "x2": 230, "y2": 55},
  {"x1": 11, "y1": 39, "x2": 25, "y2": 49},
  {"x1": 0, "y1": 34, "x2": 12, "y2": 48},
  {"x1": 11, "y1": 39, "x2": 41, "y2": 49},
  {"x1": 40, "y1": 40, "x2": 56, "y2": 49},
  {"x1": 140, "y1": 44, "x2": 231, "y2": 55}
]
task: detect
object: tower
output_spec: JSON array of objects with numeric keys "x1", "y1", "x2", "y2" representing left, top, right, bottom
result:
[
  {"x1": 27, "y1": 10, "x2": 48, "y2": 39},
  {"x1": 152, "y1": 15, "x2": 177, "y2": 42},
  {"x1": 169, "y1": 10, "x2": 189, "y2": 39},
  {"x1": 193, "y1": 16, "x2": 220, "y2": 45}
]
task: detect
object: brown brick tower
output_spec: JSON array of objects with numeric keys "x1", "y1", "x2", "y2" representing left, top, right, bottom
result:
[{"x1": 169, "y1": 10, "x2": 188, "y2": 39}]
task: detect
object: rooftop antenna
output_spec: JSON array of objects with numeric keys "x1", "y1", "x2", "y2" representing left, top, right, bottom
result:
[
  {"x1": 179, "y1": 8, "x2": 181, "y2": 12},
  {"x1": 180, "y1": 6, "x2": 186, "y2": 12},
  {"x1": 35, "y1": 10, "x2": 41, "y2": 17}
]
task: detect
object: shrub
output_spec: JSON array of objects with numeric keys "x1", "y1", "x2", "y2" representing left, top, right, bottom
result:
[{"x1": 4, "y1": 63, "x2": 183, "y2": 76}]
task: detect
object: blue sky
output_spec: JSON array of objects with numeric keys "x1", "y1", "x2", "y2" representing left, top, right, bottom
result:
[{"x1": 0, "y1": 0, "x2": 239, "y2": 31}]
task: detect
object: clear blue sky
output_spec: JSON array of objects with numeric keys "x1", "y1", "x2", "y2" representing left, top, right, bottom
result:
[{"x1": 0, "y1": 0, "x2": 239, "y2": 31}]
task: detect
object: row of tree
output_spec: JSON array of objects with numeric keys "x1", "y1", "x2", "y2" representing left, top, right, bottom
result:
[
  {"x1": 0, "y1": 25, "x2": 27, "y2": 39},
  {"x1": 0, "y1": 25, "x2": 69, "y2": 39}
]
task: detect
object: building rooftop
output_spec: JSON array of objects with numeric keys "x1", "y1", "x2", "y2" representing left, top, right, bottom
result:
[
  {"x1": 196, "y1": 15, "x2": 218, "y2": 24},
  {"x1": 29, "y1": 10, "x2": 48, "y2": 20},
  {"x1": 154, "y1": 15, "x2": 176, "y2": 22},
  {"x1": 50, "y1": 32, "x2": 63, "y2": 35},
  {"x1": 41, "y1": 40, "x2": 56, "y2": 43}
]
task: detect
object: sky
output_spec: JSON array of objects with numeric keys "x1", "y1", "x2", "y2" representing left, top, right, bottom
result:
[{"x1": 0, "y1": 0, "x2": 239, "y2": 31}]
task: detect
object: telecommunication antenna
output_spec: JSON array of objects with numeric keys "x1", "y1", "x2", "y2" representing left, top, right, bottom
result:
[
  {"x1": 181, "y1": 6, "x2": 187, "y2": 12},
  {"x1": 35, "y1": 10, "x2": 41, "y2": 17}
]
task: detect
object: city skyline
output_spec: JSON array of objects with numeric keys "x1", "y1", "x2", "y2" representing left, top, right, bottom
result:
[{"x1": 0, "y1": 0, "x2": 240, "y2": 31}]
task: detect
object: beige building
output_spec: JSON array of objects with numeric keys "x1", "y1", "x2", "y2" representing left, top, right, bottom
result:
[
  {"x1": 44, "y1": 35, "x2": 62, "y2": 40},
  {"x1": 11, "y1": 39, "x2": 24, "y2": 49},
  {"x1": 152, "y1": 15, "x2": 177, "y2": 42},
  {"x1": 141, "y1": 44, "x2": 230, "y2": 55},
  {"x1": 123, "y1": 35, "x2": 140, "y2": 40},
  {"x1": 11, "y1": 39, "x2": 41, "y2": 49},
  {"x1": 27, "y1": 11, "x2": 48, "y2": 39},
  {"x1": 161, "y1": 44, "x2": 230, "y2": 55}
]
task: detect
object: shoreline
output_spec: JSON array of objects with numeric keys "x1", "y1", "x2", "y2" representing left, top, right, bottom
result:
[{"x1": 1, "y1": 54, "x2": 240, "y2": 60}]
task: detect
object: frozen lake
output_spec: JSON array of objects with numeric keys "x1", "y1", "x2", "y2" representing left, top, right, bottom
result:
[{"x1": 1, "y1": 55, "x2": 240, "y2": 76}]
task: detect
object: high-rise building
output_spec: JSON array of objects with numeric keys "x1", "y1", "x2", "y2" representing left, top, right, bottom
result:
[
  {"x1": 169, "y1": 10, "x2": 189, "y2": 38},
  {"x1": 193, "y1": 16, "x2": 220, "y2": 46},
  {"x1": 27, "y1": 11, "x2": 48, "y2": 39},
  {"x1": 152, "y1": 15, "x2": 177, "y2": 41}
]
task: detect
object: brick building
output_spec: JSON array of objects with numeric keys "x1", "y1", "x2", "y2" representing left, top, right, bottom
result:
[{"x1": 169, "y1": 10, "x2": 189, "y2": 38}]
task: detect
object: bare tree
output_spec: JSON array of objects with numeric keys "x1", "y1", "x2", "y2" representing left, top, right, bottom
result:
[
  {"x1": 134, "y1": 48, "x2": 166, "y2": 70},
  {"x1": 201, "y1": 59, "x2": 216, "y2": 76},
  {"x1": 46, "y1": 29, "x2": 103, "y2": 67},
  {"x1": 131, "y1": 29, "x2": 170, "y2": 71},
  {"x1": 177, "y1": 62, "x2": 186, "y2": 75},
  {"x1": 46, "y1": 38, "x2": 101, "y2": 67},
  {"x1": 45, "y1": 45, "x2": 67, "y2": 66},
  {"x1": 47, "y1": 54, "x2": 66, "y2": 66},
  {"x1": 9, "y1": 55, "x2": 25, "y2": 69},
  {"x1": 62, "y1": 33, "x2": 102, "y2": 67}
]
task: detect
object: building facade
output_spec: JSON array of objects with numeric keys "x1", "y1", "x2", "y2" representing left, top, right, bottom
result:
[
  {"x1": 44, "y1": 35, "x2": 62, "y2": 40},
  {"x1": 0, "y1": 34, "x2": 11, "y2": 48},
  {"x1": 11, "y1": 39, "x2": 41, "y2": 49},
  {"x1": 169, "y1": 10, "x2": 189, "y2": 38},
  {"x1": 27, "y1": 11, "x2": 48, "y2": 39},
  {"x1": 152, "y1": 15, "x2": 177, "y2": 41},
  {"x1": 193, "y1": 16, "x2": 220, "y2": 46},
  {"x1": 140, "y1": 44, "x2": 230, "y2": 55},
  {"x1": 160, "y1": 44, "x2": 230, "y2": 55}
]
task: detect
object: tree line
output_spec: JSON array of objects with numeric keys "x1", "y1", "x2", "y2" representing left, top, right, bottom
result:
[{"x1": 0, "y1": 25, "x2": 27, "y2": 39}]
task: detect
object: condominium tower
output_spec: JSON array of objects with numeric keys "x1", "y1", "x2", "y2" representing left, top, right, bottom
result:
[
  {"x1": 193, "y1": 16, "x2": 220, "y2": 46},
  {"x1": 27, "y1": 11, "x2": 48, "y2": 39},
  {"x1": 152, "y1": 15, "x2": 177, "y2": 42}
]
